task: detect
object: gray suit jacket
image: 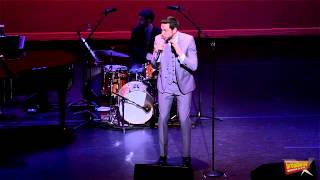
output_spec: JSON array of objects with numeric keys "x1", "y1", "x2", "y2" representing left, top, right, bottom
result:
[{"x1": 151, "y1": 32, "x2": 198, "y2": 94}]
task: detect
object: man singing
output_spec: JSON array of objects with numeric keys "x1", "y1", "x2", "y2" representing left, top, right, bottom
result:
[{"x1": 151, "y1": 16, "x2": 198, "y2": 167}]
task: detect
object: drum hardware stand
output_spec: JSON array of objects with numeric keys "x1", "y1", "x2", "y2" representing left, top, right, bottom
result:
[
  {"x1": 107, "y1": 63, "x2": 114, "y2": 107},
  {"x1": 119, "y1": 95, "x2": 126, "y2": 133}
]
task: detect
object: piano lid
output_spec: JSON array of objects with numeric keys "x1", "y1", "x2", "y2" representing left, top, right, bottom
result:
[{"x1": 0, "y1": 35, "x2": 25, "y2": 59}]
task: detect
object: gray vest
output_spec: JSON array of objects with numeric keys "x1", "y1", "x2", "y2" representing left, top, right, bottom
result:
[
  {"x1": 159, "y1": 43, "x2": 181, "y2": 95},
  {"x1": 153, "y1": 32, "x2": 197, "y2": 95}
]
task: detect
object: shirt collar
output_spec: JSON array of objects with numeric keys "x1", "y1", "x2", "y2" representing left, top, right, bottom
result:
[{"x1": 167, "y1": 32, "x2": 179, "y2": 45}]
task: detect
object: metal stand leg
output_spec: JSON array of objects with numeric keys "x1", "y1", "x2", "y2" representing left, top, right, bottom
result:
[{"x1": 121, "y1": 98, "x2": 125, "y2": 134}]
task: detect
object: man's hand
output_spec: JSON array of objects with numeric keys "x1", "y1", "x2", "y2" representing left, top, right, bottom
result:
[
  {"x1": 146, "y1": 53, "x2": 153, "y2": 61},
  {"x1": 170, "y1": 38, "x2": 182, "y2": 57}
]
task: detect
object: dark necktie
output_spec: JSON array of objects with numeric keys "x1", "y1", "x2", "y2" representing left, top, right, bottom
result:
[{"x1": 171, "y1": 43, "x2": 178, "y2": 57}]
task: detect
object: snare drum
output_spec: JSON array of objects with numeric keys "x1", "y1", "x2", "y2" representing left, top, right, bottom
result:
[
  {"x1": 102, "y1": 65, "x2": 129, "y2": 96},
  {"x1": 118, "y1": 81, "x2": 153, "y2": 124}
]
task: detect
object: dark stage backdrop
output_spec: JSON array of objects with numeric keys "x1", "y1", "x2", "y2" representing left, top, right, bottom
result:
[
  {"x1": 199, "y1": 37, "x2": 320, "y2": 118},
  {"x1": 1, "y1": 0, "x2": 320, "y2": 40}
]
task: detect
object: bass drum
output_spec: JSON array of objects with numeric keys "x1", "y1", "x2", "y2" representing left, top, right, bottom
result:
[{"x1": 118, "y1": 81, "x2": 153, "y2": 124}]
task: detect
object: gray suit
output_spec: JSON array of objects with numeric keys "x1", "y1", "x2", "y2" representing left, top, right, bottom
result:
[{"x1": 151, "y1": 32, "x2": 198, "y2": 157}]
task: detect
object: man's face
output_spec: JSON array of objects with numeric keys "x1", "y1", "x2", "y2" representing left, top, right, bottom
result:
[
  {"x1": 160, "y1": 23, "x2": 177, "y2": 41},
  {"x1": 138, "y1": 16, "x2": 149, "y2": 27}
]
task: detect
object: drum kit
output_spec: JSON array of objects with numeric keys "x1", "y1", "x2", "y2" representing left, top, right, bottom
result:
[{"x1": 93, "y1": 49, "x2": 158, "y2": 128}]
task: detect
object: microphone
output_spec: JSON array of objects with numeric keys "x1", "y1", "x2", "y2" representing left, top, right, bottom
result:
[
  {"x1": 143, "y1": 105, "x2": 151, "y2": 112},
  {"x1": 103, "y1": 7, "x2": 117, "y2": 15},
  {"x1": 167, "y1": 5, "x2": 181, "y2": 11}
]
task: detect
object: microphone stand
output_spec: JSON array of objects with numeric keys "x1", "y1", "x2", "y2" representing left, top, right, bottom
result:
[
  {"x1": 70, "y1": 9, "x2": 114, "y2": 125},
  {"x1": 175, "y1": 8, "x2": 201, "y2": 40},
  {"x1": 85, "y1": 8, "x2": 116, "y2": 113},
  {"x1": 87, "y1": 9, "x2": 115, "y2": 41},
  {"x1": 204, "y1": 40, "x2": 225, "y2": 178},
  {"x1": 171, "y1": 6, "x2": 225, "y2": 178},
  {"x1": 173, "y1": 8, "x2": 210, "y2": 123}
]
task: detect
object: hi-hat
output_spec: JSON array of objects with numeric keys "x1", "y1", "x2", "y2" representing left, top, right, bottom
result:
[{"x1": 95, "y1": 49, "x2": 129, "y2": 58}]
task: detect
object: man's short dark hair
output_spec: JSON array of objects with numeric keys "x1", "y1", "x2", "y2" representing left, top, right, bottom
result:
[
  {"x1": 139, "y1": 9, "x2": 155, "y2": 22},
  {"x1": 160, "y1": 16, "x2": 179, "y2": 30}
]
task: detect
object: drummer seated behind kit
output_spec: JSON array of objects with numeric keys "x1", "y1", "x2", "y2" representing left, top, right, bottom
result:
[{"x1": 129, "y1": 8, "x2": 161, "y2": 76}]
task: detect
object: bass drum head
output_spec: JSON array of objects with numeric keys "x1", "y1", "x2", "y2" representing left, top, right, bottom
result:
[{"x1": 118, "y1": 84, "x2": 153, "y2": 124}]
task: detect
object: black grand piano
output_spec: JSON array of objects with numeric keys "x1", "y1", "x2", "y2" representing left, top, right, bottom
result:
[{"x1": 0, "y1": 35, "x2": 75, "y2": 128}]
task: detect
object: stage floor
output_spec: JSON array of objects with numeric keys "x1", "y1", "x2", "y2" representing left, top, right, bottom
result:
[{"x1": 0, "y1": 111, "x2": 319, "y2": 179}]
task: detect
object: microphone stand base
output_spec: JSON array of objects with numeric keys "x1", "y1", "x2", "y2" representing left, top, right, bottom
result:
[{"x1": 204, "y1": 170, "x2": 225, "y2": 178}]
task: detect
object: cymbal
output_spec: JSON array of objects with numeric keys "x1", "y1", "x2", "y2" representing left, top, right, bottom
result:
[{"x1": 95, "y1": 49, "x2": 129, "y2": 58}]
